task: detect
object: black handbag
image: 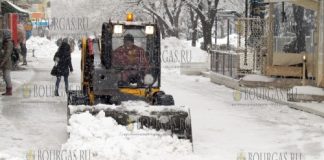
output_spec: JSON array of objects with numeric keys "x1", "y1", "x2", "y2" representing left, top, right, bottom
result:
[
  {"x1": 51, "y1": 63, "x2": 58, "y2": 76},
  {"x1": 12, "y1": 47, "x2": 20, "y2": 63}
]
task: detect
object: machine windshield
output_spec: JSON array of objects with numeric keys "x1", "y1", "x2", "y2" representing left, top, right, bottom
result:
[
  {"x1": 112, "y1": 29, "x2": 148, "y2": 68},
  {"x1": 111, "y1": 28, "x2": 157, "y2": 88}
]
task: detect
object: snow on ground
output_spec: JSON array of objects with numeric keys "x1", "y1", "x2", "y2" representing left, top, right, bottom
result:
[
  {"x1": 291, "y1": 86, "x2": 324, "y2": 96},
  {"x1": 241, "y1": 74, "x2": 275, "y2": 82},
  {"x1": 161, "y1": 37, "x2": 208, "y2": 74},
  {"x1": 1, "y1": 36, "x2": 324, "y2": 160},
  {"x1": 26, "y1": 37, "x2": 58, "y2": 59},
  {"x1": 0, "y1": 37, "x2": 78, "y2": 159},
  {"x1": 0, "y1": 153, "x2": 21, "y2": 160},
  {"x1": 215, "y1": 34, "x2": 242, "y2": 48},
  {"x1": 161, "y1": 73, "x2": 324, "y2": 160},
  {"x1": 197, "y1": 33, "x2": 245, "y2": 48}
]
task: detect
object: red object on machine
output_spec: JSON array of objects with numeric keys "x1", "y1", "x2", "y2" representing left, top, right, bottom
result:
[
  {"x1": 88, "y1": 38, "x2": 94, "y2": 55},
  {"x1": 8, "y1": 13, "x2": 19, "y2": 47}
]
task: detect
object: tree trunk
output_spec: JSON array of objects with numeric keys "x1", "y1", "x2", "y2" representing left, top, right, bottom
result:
[
  {"x1": 221, "y1": 21, "x2": 225, "y2": 38},
  {"x1": 202, "y1": 22, "x2": 213, "y2": 50},
  {"x1": 158, "y1": 19, "x2": 166, "y2": 39},
  {"x1": 189, "y1": 8, "x2": 199, "y2": 47},
  {"x1": 192, "y1": 25, "x2": 198, "y2": 47},
  {"x1": 294, "y1": 5, "x2": 306, "y2": 53}
]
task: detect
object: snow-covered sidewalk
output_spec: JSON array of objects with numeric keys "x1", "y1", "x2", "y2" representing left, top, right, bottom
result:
[{"x1": 0, "y1": 37, "x2": 74, "y2": 159}]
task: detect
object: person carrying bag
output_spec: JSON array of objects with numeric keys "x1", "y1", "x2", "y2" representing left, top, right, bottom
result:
[{"x1": 52, "y1": 39, "x2": 73, "y2": 96}]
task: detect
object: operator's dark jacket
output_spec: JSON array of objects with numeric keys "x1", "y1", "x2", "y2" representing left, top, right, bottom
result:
[{"x1": 53, "y1": 42, "x2": 73, "y2": 77}]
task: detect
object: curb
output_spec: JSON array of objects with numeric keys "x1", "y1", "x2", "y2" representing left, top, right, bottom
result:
[{"x1": 210, "y1": 72, "x2": 324, "y2": 118}]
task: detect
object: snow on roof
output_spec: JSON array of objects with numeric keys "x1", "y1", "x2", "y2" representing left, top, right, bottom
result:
[{"x1": 4, "y1": 0, "x2": 31, "y2": 14}]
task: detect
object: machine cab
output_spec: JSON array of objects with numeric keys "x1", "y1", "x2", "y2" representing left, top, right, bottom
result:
[{"x1": 92, "y1": 13, "x2": 161, "y2": 95}]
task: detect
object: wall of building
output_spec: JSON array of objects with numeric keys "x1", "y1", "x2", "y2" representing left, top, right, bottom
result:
[{"x1": 318, "y1": 0, "x2": 324, "y2": 87}]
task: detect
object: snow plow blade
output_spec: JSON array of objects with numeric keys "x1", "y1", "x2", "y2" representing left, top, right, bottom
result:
[{"x1": 67, "y1": 94, "x2": 192, "y2": 142}]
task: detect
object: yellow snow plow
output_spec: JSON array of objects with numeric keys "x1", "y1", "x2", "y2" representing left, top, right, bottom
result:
[{"x1": 67, "y1": 13, "x2": 192, "y2": 142}]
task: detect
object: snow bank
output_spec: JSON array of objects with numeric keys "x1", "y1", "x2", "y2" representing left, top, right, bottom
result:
[
  {"x1": 197, "y1": 34, "x2": 244, "y2": 49},
  {"x1": 215, "y1": 34, "x2": 244, "y2": 48},
  {"x1": 291, "y1": 86, "x2": 324, "y2": 96},
  {"x1": 26, "y1": 37, "x2": 58, "y2": 58},
  {"x1": 26, "y1": 36, "x2": 80, "y2": 70},
  {"x1": 241, "y1": 74, "x2": 275, "y2": 82},
  {"x1": 63, "y1": 111, "x2": 199, "y2": 160},
  {"x1": 161, "y1": 37, "x2": 208, "y2": 74},
  {"x1": 162, "y1": 37, "x2": 208, "y2": 63}
]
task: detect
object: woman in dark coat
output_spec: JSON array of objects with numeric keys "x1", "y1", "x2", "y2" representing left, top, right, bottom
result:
[{"x1": 54, "y1": 41, "x2": 73, "y2": 96}]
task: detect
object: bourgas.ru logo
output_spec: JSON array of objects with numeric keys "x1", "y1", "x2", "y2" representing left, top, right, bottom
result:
[
  {"x1": 237, "y1": 151, "x2": 304, "y2": 160},
  {"x1": 26, "y1": 149, "x2": 92, "y2": 160},
  {"x1": 233, "y1": 87, "x2": 297, "y2": 102},
  {"x1": 161, "y1": 49, "x2": 192, "y2": 63},
  {"x1": 22, "y1": 83, "x2": 82, "y2": 98}
]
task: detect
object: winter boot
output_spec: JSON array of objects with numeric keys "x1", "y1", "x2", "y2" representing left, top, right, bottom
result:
[
  {"x1": 54, "y1": 89, "x2": 59, "y2": 97},
  {"x1": 2, "y1": 87, "x2": 12, "y2": 96}
]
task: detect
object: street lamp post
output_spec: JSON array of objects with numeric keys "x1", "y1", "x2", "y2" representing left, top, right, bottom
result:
[{"x1": 303, "y1": 55, "x2": 307, "y2": 86}]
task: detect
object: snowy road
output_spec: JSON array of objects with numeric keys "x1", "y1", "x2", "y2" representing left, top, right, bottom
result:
[
  {"x1": 0, "y1": 37, "x2": 324, "y2": 159},
  {"x1": 162, "y1": 71, "x2": 324, "y2": 159}
]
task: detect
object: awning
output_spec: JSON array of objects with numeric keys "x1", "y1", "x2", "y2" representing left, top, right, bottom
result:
[{"x1": 1, "y1": 0, "x2": 30, "y2": 16}]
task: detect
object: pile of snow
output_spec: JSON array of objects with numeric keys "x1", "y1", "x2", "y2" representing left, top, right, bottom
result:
[
  {"x1": 290, "y1": 86, "x2": 324, "y2": 96},
  {"x1": 62, "y1": 111, "x2": 198, "y2": 160},
  {"x1": 241, "y1": 74, "x2": 275, "y2": 82},
  {"x1": 69, "y1": 101, "x2": 188, "y2": 115},
  {"x1": 197, "y1": 34, "x2": 245, "y2": 49},
  {"x1": 161, "y1": 37, "x2": 208, "y2": 73},
  {"x1": 26, "y1": 37, "x2": 58, "y2": 58},
  {"x1": 215, "y1": 34, "x2": 244, "y2": 48},
  {"x1": 26, "y1": 36, "x2": 81, "y2": 70}
]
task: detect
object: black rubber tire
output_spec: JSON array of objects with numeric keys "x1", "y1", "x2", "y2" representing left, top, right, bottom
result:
[{"x1": 153, "y1": 91, "x2": 174, "y2": 106}]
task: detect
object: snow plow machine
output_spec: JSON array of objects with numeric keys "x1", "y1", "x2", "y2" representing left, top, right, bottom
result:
[{"x1": 67, "y1": 13, "x2": 192, "y2": 142}]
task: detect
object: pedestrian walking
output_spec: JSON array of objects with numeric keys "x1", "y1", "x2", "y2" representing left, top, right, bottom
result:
[{"x1": 53, "y1": 39, "x2": 73, "y2": 96}]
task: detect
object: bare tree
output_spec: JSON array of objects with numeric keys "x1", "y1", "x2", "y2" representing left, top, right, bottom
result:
[
  {"x1": 139, "y1": 0, "x2": 185, "y2": 38},
  {"x1": 185, "y1": 0, "x2": 219, "y2": 50}
]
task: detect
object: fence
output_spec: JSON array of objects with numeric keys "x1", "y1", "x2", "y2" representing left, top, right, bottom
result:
[
  {"x1": 210, "y1": 18, "x2": 267, "y2": 79},
  {"x1": 210, "y1": 50, "x2": 240, "y2": 79}
]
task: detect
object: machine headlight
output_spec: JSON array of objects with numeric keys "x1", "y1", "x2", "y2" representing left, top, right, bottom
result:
[
  {"x1": 114, "y1": 25, "x2": 123, "y2": 34},
  {"x1": 145, "y1": 26, "x2": 154, "y2": 35},
  {"x1": 144, "y1": 74, "x2": 154, "y2": 85}
]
